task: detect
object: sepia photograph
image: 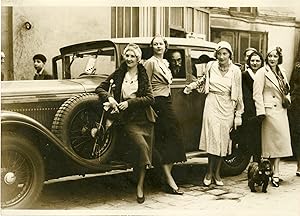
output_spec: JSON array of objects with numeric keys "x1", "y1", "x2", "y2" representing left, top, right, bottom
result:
[{"x1": 1, "y1": 0, "x2": 300, "y2": 215}]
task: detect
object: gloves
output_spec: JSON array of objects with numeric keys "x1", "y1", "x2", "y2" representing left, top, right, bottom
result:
[
  {"x1": 256, "y1": 115, "x2": 266, "y2": 123},
  {"x1": 234, "y1": 116, "x2": 242, "y2": 130},
  {"x1": 108, "y1": 96, "x2": 119, "y2": 113},
  {"x1": 183, "y1": 82, "x2": 198, "y2": 95}
]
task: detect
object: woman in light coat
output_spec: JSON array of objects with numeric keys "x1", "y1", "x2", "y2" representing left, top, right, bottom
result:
[{"x1": 253, "y1": 46, "x2": 293, "y2": 187}]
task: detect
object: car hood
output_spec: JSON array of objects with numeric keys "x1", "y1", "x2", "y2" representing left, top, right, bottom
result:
[
  {"x1": 1, "y1": 77, "x2": 103, "y2": 98},
  {"x1": 1, "y1": 79, "x2": 86, "y2": 98}
]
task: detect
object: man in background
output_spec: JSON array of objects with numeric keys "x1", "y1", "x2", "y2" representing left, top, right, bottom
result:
[
  {"x1": 33, "y1": 54, "x2": 53, "y2": 80},
  {"x1": 169, "y1": 51, "x2": 185, "y2": 78}
]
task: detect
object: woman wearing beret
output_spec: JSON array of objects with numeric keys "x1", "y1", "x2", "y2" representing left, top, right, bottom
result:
[
  {"x1": 253, "y1": 46, "x2": 293, "y2": 187},
  {"x1": 96, "y1": 43, "x2": 156, "y2": 203},
  {"x1": 185, "y1": 41, "x2": 244, "y2": 186},
  {"x1": 144, "y1": 35, "x2": 186, "y2": 195}
]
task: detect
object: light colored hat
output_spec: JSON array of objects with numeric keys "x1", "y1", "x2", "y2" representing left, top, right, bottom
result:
[
  {"x1": 216, "y1": 41, "x2": 233, "y2": 56},
  {"x1": 244, "y1": 47, "x2": 257, "y2": 55},
  {"x1": 267, "y1": 46, "x2": 282, "y2": 55},
  {"x1": 1, "y1": 51, "x2": 5, "y2": 63}
]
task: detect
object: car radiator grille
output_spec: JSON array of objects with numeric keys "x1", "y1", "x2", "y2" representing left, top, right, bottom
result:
[{"x1": 2, "y1": 102, "x2": 62, "y2": 130}]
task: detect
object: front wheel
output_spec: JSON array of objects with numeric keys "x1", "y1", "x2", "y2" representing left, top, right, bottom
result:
[{"x1": 1, "y1": 132, "x2": 45, "y2": 208}]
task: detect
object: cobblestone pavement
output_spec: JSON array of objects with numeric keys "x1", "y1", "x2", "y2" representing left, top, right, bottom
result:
[{"x1": 2, "y1": 159, "x2": 300, "y2": 216}]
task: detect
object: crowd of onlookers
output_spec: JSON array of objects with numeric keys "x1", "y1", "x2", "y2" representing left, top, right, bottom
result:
[{"x1": 1, "y1": 36, "x2": 299, "y2": 203}]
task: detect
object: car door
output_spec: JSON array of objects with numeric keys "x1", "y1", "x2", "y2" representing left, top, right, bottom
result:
[{"x1": 169, "y1": 47, "x2": 215, "y2": 153}]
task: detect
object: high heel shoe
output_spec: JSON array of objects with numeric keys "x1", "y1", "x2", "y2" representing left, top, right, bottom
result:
[
  {"x1": 214, "y1": 178, "x2": 224, "y2": 186},
  {"x1": 164, "y1": 184, "x2": 184, "y2": 195},
  {"x1": 136, "y1": 195, "x2": 145, "y2": 204},
  {"x1": 271, "y1": 177, "x2": 279, "y2": 187},
  {"x1": 203, "y1": 175, "x2": 212, "y2": 186}
]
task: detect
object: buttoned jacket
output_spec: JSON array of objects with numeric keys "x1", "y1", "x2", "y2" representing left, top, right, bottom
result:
[{"x1": 253, "y1": 64, "x2": 290, "y2": 116}]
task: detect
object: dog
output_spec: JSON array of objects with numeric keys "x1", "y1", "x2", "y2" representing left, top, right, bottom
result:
[{"x1": 247, "y1": 159, "x2": 273, "y2": 193}]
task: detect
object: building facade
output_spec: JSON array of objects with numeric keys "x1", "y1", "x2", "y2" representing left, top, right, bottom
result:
[
  {"x1": 209, "y1": 7, "x2": 300, "y2": 79},
  {"x1": 1, "y1": 6, "x2": 299, "y2": 80}
]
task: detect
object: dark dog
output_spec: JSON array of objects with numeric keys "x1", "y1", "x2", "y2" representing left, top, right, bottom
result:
[{"x1": 247, "y1": 159, "x2": 273, "y2": 193}]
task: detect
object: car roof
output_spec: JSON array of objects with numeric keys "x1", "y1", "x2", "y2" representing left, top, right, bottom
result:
[
  {"x1": 111, "y1": 37, "x2": 218, "y2": 48},
  {"x1": 59, "y1": 37, "x2": 217, "y2": 55}
]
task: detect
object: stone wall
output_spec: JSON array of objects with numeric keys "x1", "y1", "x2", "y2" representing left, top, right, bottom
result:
[{"x1": 11, "y1": 7, "x2": 111, "y2": 80}]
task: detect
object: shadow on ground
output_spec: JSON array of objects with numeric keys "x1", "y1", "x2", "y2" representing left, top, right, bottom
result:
[{"x1": 32, "y1": 163, "x2": 207, "y2": 209}]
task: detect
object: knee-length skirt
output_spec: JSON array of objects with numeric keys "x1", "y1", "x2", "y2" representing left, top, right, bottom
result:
[
  {"x1": 123, "y1": 120, "x2": 154, "y2": 168},
  {"x1": 199, "y1": 93, "x2": 235, "y2": 157}
]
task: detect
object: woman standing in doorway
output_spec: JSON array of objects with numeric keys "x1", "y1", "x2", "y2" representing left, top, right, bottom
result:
[
  {"x1": 253, "y1": 46, "x2": 293, "y2": 187},
  {"x1": 144, "y1": 35, "x2": 186, "y2": 195},
  {"x1": 185, "y1": 41, "x2": 244, "y2": 186}
]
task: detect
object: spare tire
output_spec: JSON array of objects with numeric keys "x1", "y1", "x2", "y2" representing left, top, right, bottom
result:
[{"x1": 51, "y1": 93, "x2": 116, "y2": 165}]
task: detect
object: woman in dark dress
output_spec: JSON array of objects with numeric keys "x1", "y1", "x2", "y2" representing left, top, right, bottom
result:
[
  {"x1": 96, "y1": 43, "x2": 156, "y2": 203},
  {"x1": 240, "y1": 51, "x2": 264, "y2": 162},
  {"x1": 144, "y1": 35, "x2": 186, "y2": 194},
  {"x1": 289, "y1": 58, "x2": 300, "y2": 177}
]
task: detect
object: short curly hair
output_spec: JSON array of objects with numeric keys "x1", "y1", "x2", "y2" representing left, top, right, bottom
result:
[
  {"x1": 122, "y1": 43, "x2": 142, "y2": 62},
  {"x1": 246, "y1": 51, "x2": 264, "y2": 70}
]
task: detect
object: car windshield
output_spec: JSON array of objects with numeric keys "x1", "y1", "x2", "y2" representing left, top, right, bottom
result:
[{"x1": 64, "y1": 46, "x2": 116, "y2": 79}]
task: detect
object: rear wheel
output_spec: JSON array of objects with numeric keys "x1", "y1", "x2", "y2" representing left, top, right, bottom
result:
[{"x1": 1, "y1": 132, "x2": 45, "y2": 208}]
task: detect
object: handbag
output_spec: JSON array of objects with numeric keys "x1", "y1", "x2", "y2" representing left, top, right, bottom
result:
[
  {"x1": 282, "y1": 95, "x2": 291, "y2": 109},
  {"x1": 184, "y1": 62, "x2": 213, "y2": 94},
  {"x1": 195, "y1": 74, "x2": 206, "y2": 94}
]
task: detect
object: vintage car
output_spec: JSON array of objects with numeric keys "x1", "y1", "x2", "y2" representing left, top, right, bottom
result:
[{"x1": 1, "y1": 37, "x2": 251, "y2": 208}]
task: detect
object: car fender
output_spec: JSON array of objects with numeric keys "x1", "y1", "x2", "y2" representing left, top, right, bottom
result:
[{"x1": 1, "y1": 110, "x2": 107, "y2": 170}]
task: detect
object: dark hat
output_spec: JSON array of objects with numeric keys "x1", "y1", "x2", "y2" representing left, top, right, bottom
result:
[
  {"x1": 198, "y1": 54, "x2": 215, "y2": 64},
  {"x1": 33, "y1": 54, "x2": 47, "y2": 63}
]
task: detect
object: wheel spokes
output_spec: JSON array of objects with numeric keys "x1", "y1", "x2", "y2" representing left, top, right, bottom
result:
[
  {"x1": 1, "y1": 150, "x2": 32, "y2": 206},
  {"x1": 69, "y1": 106, "x2": 106, "y2": 159}
]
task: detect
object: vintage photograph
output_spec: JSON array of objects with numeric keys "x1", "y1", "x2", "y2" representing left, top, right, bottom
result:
[{"x1": 1, "y1": 1, "x2": 300, "y2": 215}]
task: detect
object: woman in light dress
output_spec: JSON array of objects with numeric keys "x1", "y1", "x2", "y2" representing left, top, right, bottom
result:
[{"x1": 185, "y1": 41, "x2": 244, "y2": 186}]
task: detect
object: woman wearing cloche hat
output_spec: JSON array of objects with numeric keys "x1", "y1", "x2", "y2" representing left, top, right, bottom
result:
[
  {"x1": 253, "y1": 46, "x2": 293, "y2": 187},
  {"x1": 184, "y1": 41, "x2": 244, "y2": 186}
]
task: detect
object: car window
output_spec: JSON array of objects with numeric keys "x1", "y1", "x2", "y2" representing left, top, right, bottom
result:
[
  {"x1": 165, "y1": 49, "x2": 186, "y2": 79},
  {"x1": 191, "y1": 50, "x2": 215, "y2": 78},
  {"x1": 64, "y1": 47, "x2": 117, "y2": 79}
]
